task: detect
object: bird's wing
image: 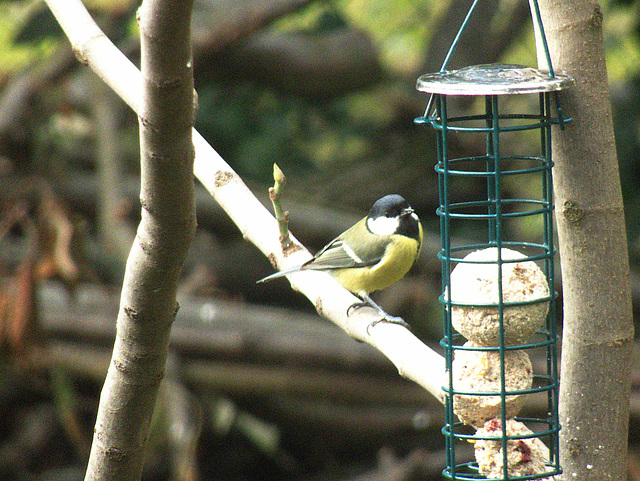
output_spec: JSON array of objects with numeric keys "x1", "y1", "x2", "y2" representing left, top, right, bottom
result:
[
  {"x1": 259, "y1": 217, "x2": 391, "y2": 282},
  {"x1": 257, "y1": 237, "x2": 379, "y2": 283},
  {"x1": 302, "y1": 236, "x2": 386, "y2": 270}
]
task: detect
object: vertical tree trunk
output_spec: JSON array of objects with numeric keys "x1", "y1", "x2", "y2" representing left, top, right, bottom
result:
[
  {"x1": 538, "y1": 1, "x2": 634, "y2": 480},
  {"x1": 83, "y1": 1, "x2": 196, "y2": 480}
]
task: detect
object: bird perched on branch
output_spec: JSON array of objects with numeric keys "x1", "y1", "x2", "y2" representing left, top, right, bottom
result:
[{"x1": 258, "y1": 194, "x2": 423, "y2": 326}]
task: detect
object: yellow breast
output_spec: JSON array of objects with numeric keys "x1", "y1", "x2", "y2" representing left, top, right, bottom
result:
[{"x1": 331, "y1": 235, "x2": 420, "y2": 297}]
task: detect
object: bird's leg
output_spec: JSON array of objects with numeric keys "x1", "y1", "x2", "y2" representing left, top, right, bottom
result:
[
  {"x1": 346, "y1": 298, "x2": 368, "y2": 316},
  {"x1": 347, "y1": 294, "x2": 410, "y2": 331}
]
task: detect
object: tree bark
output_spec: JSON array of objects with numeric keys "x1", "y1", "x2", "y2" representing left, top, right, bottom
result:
[
  {"x1": 539, "y1": 1, "x2": 634, "y2": 480},
  {"x1": 82, "y1": 0, "x2": 196, "y2": 480}
]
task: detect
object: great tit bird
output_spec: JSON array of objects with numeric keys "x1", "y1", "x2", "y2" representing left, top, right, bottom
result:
[{"x1": 258, "y1": 194, "x2": 423, "y2": 325}]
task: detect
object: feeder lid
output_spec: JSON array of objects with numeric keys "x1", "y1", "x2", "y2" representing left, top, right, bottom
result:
[{"x1": 416, "y1": 63, "x2": 574, "y2": 95}]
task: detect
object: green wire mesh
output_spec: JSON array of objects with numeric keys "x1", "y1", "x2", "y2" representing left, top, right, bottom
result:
[{"x1": 413, "y1": 2, "x2": 572, "y2": 480}]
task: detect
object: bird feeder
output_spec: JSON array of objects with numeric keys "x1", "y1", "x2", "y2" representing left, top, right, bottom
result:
[{"x1": 414, "y1": 1, "x2": 572, "y2": 479}]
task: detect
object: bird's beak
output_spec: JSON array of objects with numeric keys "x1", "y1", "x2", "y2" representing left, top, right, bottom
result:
[{"x1": 401, "y1": 207, "x2": 414, "y2": 217}]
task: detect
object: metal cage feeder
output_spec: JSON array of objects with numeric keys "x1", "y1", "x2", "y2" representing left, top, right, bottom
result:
[{"x1": 414, "y1": 1, "x2": 572, "y2": 480}]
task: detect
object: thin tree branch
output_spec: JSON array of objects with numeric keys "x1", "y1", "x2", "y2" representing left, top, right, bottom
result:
[{"x1": 43, "y1": 0, "x2": 446, "y2": 406}]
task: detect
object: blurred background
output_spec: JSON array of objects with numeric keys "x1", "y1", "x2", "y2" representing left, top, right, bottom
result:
[{"x1": 0, "y1": 0, "x2": 639, "y2": 480}]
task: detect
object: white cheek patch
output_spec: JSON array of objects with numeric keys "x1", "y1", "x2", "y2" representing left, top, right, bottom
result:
[{"x1": 367, "y1": 215, "x2": 400, "y2": 236}]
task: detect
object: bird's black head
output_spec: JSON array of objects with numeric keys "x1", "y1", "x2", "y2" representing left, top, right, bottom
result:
[
  {"x1": 368, "y1": 194, "x2": 410, "y2": 219},
  {"x1": 366, "y1": 194, "x2": 421, "y2": 240}
]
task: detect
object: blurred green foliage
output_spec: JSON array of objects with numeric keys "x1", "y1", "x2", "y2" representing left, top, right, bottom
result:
[{"x1": 0, "y1": 2, "x2": 59, "y2": 77}]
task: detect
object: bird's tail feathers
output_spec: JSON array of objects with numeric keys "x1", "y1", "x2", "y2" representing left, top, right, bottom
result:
[{"x1": 256, "y1": 265, "x2": 304, "y2": 284}]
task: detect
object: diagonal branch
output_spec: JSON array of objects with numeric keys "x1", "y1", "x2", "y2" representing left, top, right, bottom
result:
[{"x1": 43, "y1": 0, "x2": 445, "y2": 406}]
